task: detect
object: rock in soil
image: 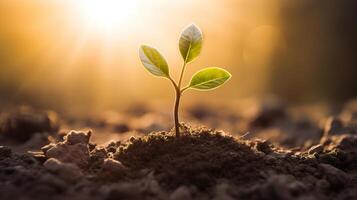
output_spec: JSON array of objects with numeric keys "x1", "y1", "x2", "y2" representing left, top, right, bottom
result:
[
  {"x1": 101, "y1": 158, "x2": 127, "y2": 176},
  {"x1": 42, "y1": 130, "x2": 91, "y2": 168},
  {"x1": 44, "y1": 158, "x2": 83, "y2": 182},
  {"x1": 308, "y1": 144, "x2": 323, "y2": 155}
]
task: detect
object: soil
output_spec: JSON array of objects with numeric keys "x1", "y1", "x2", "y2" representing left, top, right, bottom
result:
[{"x1": 0, "y1": 98, "x2": 357, "y2": 200}]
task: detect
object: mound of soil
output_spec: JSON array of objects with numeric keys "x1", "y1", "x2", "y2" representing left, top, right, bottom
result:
[
  {"x1": 0, "y1": 123, "x2": 356, "y2": 200},
  {"x1": 115, "y1": 126, "x2": 267, "y2": 190}
]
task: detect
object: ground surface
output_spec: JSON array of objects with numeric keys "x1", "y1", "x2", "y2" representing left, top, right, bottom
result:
[{"x1": 0, "y1": 97, "x2": 357, "y2": 200}]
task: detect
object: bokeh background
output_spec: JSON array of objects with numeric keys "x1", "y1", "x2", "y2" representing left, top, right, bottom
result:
[{"x1": 1, "y1": 0, "x2": 357, "y2": 114}]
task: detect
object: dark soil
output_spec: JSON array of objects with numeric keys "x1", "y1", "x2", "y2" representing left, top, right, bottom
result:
[
  {"x1": 115, "y1": 126, "x2": 267, "y2": 190},
  {"x1": 0, "y1": 98, "x2": 357, "y2": 200}
]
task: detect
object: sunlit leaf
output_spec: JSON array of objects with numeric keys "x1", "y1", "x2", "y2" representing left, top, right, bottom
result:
[
  {"x1": 139, "y1": 45, "x2": 170, "y2": 77},
  {"x1": 179, "y1": 24, "x2": 202, "y2": 63},
  {"x1": 189, "y1": 67, "x2": 231, "y2": 90}
]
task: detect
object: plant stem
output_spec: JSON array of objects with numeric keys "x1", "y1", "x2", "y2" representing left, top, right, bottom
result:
[
  {"x1": 173, "y1": 61, "x2": 187, "y2": 137},
  {"x1": 178, "y1": 62, "x2": 187, "y2": 88},
  {"x1": 173, "y1": 87, "x2": 181, "y2": 137},
  {"x1": 168, "y1": 77, "x2": 180, "y2": 137}
]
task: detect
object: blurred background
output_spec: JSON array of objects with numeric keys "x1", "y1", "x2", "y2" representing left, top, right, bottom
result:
[{"x1": 1, "y1": 0, "x2": 357, "y2": 114}]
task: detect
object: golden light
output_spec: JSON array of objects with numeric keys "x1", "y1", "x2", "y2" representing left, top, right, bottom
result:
[
  {"x1": 76, "y1": 0, "x2": 139, "y2": 32},
  {"x1": 0, "y1": 0, "x2": 281, "y2": 111}
]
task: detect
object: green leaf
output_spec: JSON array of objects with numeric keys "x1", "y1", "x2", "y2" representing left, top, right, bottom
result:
[
  {"x1": 179, "y1": 24, "x2": 202, "y2": 63},
  {"x1": 189, "y1": 67, "x2": 231, "y2": 90},
  {"x1": 139, "y1": 45, "x2": 170, "y2": 77}
]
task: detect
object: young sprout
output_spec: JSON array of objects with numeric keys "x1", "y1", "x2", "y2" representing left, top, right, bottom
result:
[{"x1": 139, "y1": 24, "x2": 231, "y2": 137}]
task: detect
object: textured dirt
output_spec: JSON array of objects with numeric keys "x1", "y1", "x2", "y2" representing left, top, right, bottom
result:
[{"x1": 0, "y1": 98, "x2": 357, "y2": 200}]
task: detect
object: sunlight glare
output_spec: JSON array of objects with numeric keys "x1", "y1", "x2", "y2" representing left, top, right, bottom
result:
[{"x1": 77, "y1": 0, "x2": 139, "y2": 31}]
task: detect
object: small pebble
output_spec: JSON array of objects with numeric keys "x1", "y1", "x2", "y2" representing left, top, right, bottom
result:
[{"x1": 308, "y1": 144, "x2": 323, "y2": 155}]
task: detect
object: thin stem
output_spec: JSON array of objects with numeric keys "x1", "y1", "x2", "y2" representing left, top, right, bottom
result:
[
  {"x1": 168, "y1": 77, "x2": 178, "y2": 90},
  {"x1": 174, "y1": 63, "x2": 185, "y2": 137},
  {"x1": 173, "y1": 87, "x2": 181, "y2": 137},
  {"x1": 174, "y1": 61, "x2": 187, "y2": 137},
  {"x1": 177, "y1": 62, "x2": 187, "y2": 88},
  {"x1": 174, "y1": 45, "x2": 190, "y2": 137},
  {"x1": 180, "y1": 86, "x2": 190, "y2": 93},
  {"x1": 168, "y1": 76, "x2": 180, "y2": 137},
  {"x1": 178, "y1": 44, "x2": 190, "y2": 88}
]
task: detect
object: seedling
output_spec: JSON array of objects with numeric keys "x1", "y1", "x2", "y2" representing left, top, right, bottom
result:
[{"x1": 139, "y1": 24, "x2": 231, "y2": 137}]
